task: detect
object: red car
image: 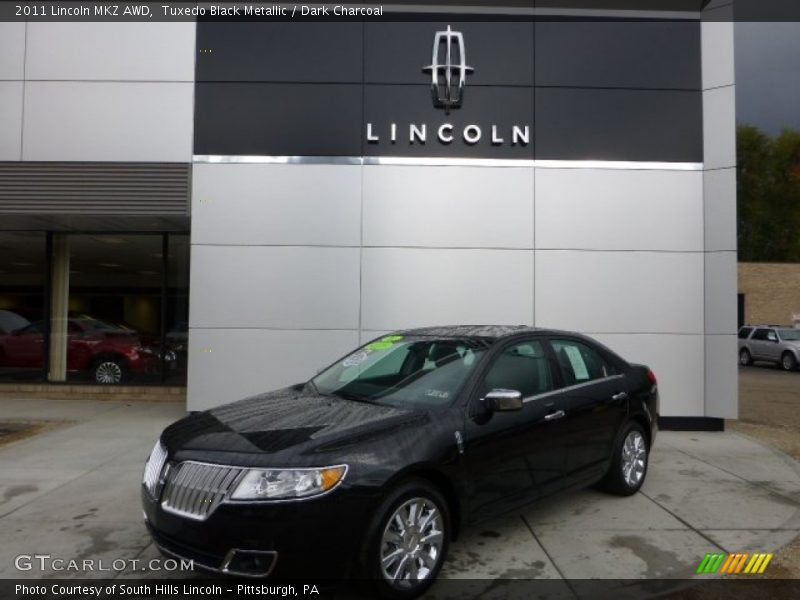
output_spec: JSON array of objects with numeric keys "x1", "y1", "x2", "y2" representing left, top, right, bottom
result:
[{"x1": 0, "y1": 316, "x2": 166, "y2": 384}]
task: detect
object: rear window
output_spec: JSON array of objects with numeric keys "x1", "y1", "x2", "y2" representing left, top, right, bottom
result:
[{"x1": 738, "y1": 327, "x2": 753, "y2": 339}]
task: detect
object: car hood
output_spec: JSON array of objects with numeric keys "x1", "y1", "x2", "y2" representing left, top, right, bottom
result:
[{"x1": 161, "y1": 386, "x2": 428, "y2": 466}]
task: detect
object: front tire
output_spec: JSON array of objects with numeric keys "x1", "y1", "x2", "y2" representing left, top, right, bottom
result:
[
  {"x1": 739, "y1": 348, "x2": 753, "y2": 366},
  {"x1": 601, "y1": 422, "x2": 649, "y2": 496},
  {"x1": 781, "y1": 352, "x2": 797, "y2": 372},
  {"x1": 93, "y1": 357, "x2": 126, "y2": 384},
  {"x1": 363, "y1": 479, "x2": 450, "y2": 600}
]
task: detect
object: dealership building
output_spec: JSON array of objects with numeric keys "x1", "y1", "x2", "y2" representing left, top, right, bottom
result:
[{"x1": 0, "y1": 1, "x2": 737, "y2": 428}]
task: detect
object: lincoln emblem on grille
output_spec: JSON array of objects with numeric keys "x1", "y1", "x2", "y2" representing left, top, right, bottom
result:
[{"x1": 423, "y1": 25, "x2": 473, "y2": 113}]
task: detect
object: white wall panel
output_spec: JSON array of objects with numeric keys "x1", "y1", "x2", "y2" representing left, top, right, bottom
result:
[
  {"x1": 703, "y1": 85, "x2": 736, "y2": 170},
  {"x1": 535, "y1": 250, "x2": 704, "y2": 333},
  {"x1": 25, "y1": 23, "x2": 195, "y2": 81},
  {"x1": 705, "y1": 251, "x2": 737, "y2": 335},
  {"x1": 190, "y1": 245, "x2": 360, "y2": 329},
  {"x1": 0, "y1": 23, "x2": 25, "y2": 80},
  {"x1": 0, "y1": 82, "x2": 23, "y2": 160},
  {"x1": 360, "y1": 330, "x2": 395, "y2": 345},
  {"x1": 22, "y1": 82, "x2": 193, "y2": 161},
  {"x1": 361, "y1": 248, "x2": 534, "y2": 330},
  {"x1": 535, "y1": 169, "x2": 703, "y2": 251},
  {"x1": 703, "y1": 167, "x2": 736, "y2": 252},
  {"x1": 187, "y1": 328, "x2": 359, "y2": 411},
  {"x1": 363, "y1": 165, "x2": 534, "y2": 249},
  {"x1": 192, "y1": 164, "x2": 361, "y2": 246},
  {"x1": 705, "y1": 334, "x2": 737, "y2": 419},
  {"x1": 701, "y1": 20, "x2": 734, "y2": 90},
  {"x1": 594, "y1": 333, "x2": 705, "y2": 417}
]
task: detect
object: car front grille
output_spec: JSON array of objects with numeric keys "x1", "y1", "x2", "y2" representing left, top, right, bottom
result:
[{"x1": 161, "y1": 461, "x2": 244, "y2": 521}]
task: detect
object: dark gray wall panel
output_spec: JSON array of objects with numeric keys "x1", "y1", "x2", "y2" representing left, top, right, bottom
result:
[
  {"x1": 537, "y1": 0, "x2": 704, "y2": 10},
  {"x1": 535, "y1": 88, "x2": 702, "y2": 162},
  {"x1": 364, "y1": 21, "x2": 534, "y2": 86},
  {"x1": 194, "y1": 83, "x2": 363, "y2": 156},
  {"x1": 364, "y1": 85, "x2": 534, "y2": 158},
  {"x1": 196, "y1": 23, "x2": 363, "y2": 83},
  {"x1": 535, "y1": 20, "x2": 701, "y2": 90}
]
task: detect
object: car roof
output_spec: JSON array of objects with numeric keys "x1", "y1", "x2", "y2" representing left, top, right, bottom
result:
[{"x1": 392, "y1": 325, "x2": 589, "y2": 341}]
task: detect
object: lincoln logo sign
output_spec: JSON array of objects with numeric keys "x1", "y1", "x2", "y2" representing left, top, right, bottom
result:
[
  {"x1": 364, "y1": 25, "x2": 531, "y2": 149},
  {"x1": 423, "y1": 25, "x2": 473, "y2": 112}
]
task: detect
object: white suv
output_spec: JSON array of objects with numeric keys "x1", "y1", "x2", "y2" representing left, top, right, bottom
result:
[{"x1": 738, "y1": 325, "x2": 800, "y2": 371}]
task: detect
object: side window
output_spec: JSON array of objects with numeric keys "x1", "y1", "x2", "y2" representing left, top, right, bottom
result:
[
  {"x1": 766, "y1": 329, "x2": 778, "y2": 342},
  {"x1": 752, "y1": 328, "x2": 769, "y2": 341},
  {"x1": 550, "y1": 339, "x2": 612, "y2": 386},
  {"x1": 483, "y1": 340, "x2": 554, "y2": 398},
  {"x1": 738, "y1": 327, "x2": 752, "y2": 340}
]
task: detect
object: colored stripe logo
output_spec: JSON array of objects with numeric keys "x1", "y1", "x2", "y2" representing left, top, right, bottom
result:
[{"x1": 697, "y1": 552, "x2": 773, "y2": 574}]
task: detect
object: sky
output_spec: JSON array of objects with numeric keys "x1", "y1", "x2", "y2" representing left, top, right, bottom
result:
[{"x1": 735, "y1": 22, "x2": 800, "y2": 134}]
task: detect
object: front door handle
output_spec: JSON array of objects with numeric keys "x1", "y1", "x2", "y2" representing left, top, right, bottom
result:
[
  {"x1": 611, "y1": 392, "x2": 629, "y2": 401},
  {"x1": 544, "y1": 410, "x2": 565, "y2": 422}
]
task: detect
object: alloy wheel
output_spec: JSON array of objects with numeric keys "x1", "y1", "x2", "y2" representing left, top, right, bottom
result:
[
  {"x1": 95, "y1": 361, "x2": 122, "y2": 384},
  {"x1": 379, "y1": 497, "x2": 444, "y2": 588},
  {"x1": 740, "y1": 350, "x2": 751, "y2": 366},
  {"x1": 621, "y1": 430, "x2": 647, "y2": 488},
  {"x1": 783, "y1": 354, "x2": 796, "y2": 371}
]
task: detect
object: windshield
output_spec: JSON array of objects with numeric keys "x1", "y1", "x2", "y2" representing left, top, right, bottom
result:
[
  {"x1": 779, "y1": 328, "x2": 800, "y2": 341},
  {"x1": 311, "y1": 336, "x2": 490, "y2": 409}
]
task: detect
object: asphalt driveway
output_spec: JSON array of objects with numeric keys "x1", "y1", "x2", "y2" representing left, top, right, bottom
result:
[{"x1": 0, "y1": 398, "x2": 799, "y2": 597}]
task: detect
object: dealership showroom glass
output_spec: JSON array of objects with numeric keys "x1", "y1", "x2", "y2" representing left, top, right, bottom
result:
[{"x1": 0, "y1": 0, "x2": 743, "y2": 596}]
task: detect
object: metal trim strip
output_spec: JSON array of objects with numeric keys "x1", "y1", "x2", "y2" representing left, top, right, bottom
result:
[
  {"x1": 522, "y1": 374, "x2": 626, "y2": 404},
  {"x1": 193, "y1": 155, "x2": 704, "y2": 170}
]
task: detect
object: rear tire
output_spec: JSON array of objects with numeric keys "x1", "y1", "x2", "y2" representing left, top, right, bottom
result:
[
  {"x1": 601, "y1": 422, "x2": 649, "y2": 496},
  {"x1": 739, "y1": 348, "x2": 752, "y2": 366},
  {"x1": 781, "y1": 352, "x2": 797, "y2": 372},
  {"x1": 362, "y1": 479, "x2": 450, "y2": 600}
]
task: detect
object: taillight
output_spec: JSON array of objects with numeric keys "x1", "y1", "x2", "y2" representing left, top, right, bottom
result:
[{"x1": 646, "y1": 370, "x2": 657, "y2": 385}]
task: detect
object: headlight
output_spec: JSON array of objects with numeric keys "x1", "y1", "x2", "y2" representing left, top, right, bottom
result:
[
  {"x1": 142, "y1": 440, "x2": 167, "y2": 496},
  {"x1": 230, "y1": 465, "x2": 347, "y2": 500}
]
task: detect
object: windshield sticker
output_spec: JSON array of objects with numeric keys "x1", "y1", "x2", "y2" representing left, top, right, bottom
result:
[
  {"x1": 381, "y1": 335, "x2": 404, "y2": 342},
  {"x1": 425, "y1": 389, "x2": 450, "y2": 400},
  {"x1": 564, "y1": 346, "x2": 590, "y2": 380},
  {"x1": 366, "y1": 341, "x2": 393, "y2": 351},
  {"x1": 366, "y1": 335, "x2": 404, "y2": 352},
  {"x1": 342, "y1": 351, "x2": 369, "y2": 367}
]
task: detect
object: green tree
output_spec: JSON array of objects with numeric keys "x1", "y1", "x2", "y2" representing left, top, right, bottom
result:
[{"x1": 737, "y1": 124, "x2": 800, "y2": 262}]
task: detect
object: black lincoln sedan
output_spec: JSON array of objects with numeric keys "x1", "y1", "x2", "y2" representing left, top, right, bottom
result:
[{"x1": 142, "y1": 325, "x2": 658, "y2": 598}]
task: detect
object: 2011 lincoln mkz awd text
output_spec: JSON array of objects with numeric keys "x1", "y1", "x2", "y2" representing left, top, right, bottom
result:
[{"x1": 142, "y1": 325, "x2": 658, "y2": 598}]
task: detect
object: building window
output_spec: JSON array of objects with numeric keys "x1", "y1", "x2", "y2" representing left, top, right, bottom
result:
[
  {"x1": 0, "y1": 232, "x2": 47, "y2": 381},
  {"x1": 0, "y1": 231, "x2": 189, "y2": 386}
]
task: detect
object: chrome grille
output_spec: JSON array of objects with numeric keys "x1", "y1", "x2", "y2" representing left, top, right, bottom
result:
[{"x1": 161, "y1": 462, "x2": 244, "y2": 521}]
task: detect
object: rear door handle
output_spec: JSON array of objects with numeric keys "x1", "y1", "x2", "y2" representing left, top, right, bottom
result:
[
  {"x1": 544, "y1": 410, "x2": 565, "y2": 422},
  {"x1": 611, "y1": 392, "x2": 629, "y2": 401}
]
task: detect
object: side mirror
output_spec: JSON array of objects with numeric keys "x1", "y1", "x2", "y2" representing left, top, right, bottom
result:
[{"x1": 483, "y1": 389, "x2": 523, "y2": 412}]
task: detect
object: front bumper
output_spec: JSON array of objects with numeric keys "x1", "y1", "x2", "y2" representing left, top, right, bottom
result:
[{"x1": 142, "y1": 485, "x2": 376, "y2": 579}]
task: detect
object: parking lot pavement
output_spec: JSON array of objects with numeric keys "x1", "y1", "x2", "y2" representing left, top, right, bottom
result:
[{"x1": 0, "y1": 398, "x2": 799, "y2": 595}]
